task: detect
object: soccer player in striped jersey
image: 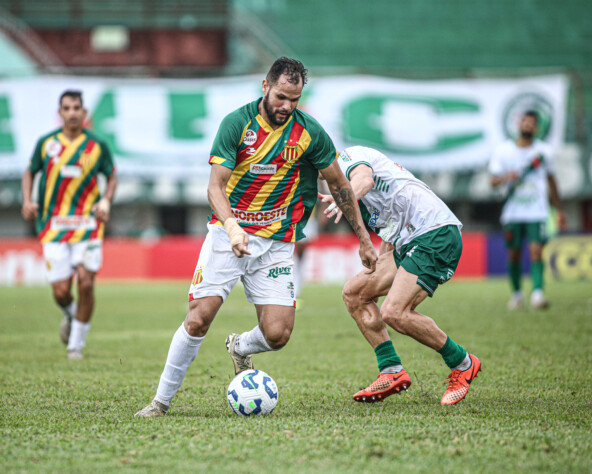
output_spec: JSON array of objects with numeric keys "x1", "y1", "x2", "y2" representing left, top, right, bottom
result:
[
  {"x1": 320, "y1": 146, "x2": 481, "y2": 406},
  {"x1": 21, "y1": 90, "x2": 117, "y2": 360},
  {"x1": 136, "y1": 57, "x2": 377, "y2": 417}
]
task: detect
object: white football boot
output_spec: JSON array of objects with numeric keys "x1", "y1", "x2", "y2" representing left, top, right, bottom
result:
[{"x1": 225, "y1": 333, "x2": 254, "y2": 375}]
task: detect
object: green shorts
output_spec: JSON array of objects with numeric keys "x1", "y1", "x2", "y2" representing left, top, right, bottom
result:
[
  {"x1": 503, "y1": 222, "x2": 547, "y2": 249},
  {"x1": 393, "y1": 225, "x2": 463, "y2": 297}
]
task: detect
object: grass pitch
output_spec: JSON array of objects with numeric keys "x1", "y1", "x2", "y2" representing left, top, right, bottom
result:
[{"x1": 1, "y1": 278, "x2": 591, "y2": 472}]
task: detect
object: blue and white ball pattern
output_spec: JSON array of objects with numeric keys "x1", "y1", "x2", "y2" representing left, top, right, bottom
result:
[{"x1": 227, "y1": 369, "x2": 279, "y2": 416}]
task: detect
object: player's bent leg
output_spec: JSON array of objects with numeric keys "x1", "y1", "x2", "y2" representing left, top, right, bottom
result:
[
  {"x1": 441, "y1": 353, "x2": 482, "y2": 405},
  {"x1": 342, "y1": 251, "x2": 396, "y2": 348},
  {"x1": 135, "y1": 296, "x2": 222, "y2": 417},
  {"x1": 380, "y1": 267, "x2": 444, "y2": 350},
  {"x1": 51, "y1": 278, "x2": 76, "y2": 345},
  {"x1": 256, "y1": 304, "x2": 295, "y2": 350},
  {"x1": 66, "y1": 267, "x2": 96, "y2": 359}
]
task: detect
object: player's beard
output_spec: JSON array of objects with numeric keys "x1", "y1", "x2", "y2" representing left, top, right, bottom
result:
[
  {"x1": 520, "y1": 130, "x2": 534, "y2": 140},
  {"x1": 262, "y1": 92, "x2": 290, "y2": 127}
]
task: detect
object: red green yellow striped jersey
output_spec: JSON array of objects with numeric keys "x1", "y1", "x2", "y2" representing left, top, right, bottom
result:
[
  {"x1": 28, "y1": 128, "x2": 115, "y2": 244},
  {"x1": 209, "y1": 99, "x2": 336, "y2": 242}
]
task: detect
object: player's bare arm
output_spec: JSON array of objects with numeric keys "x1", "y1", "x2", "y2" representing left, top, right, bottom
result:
[
  {"x1": 92, "y1": 171, "x2": 118, "y2": 223},
  {"x1": 490, "y1": 171, "x2": 519, "y2": 187},
  {"x1": 320, "y1": 160, "x2": 377, "y2": 272},
  {"x1": 548, "y1": 174, "x2": 567, "y2": 231},
  {"x1": 321, "y1": 164, "x2": 373, "y2": 223},
  {"x1": 20, "y1": 169, "x2": 39, "y2": 220},
  {"x1": 208, "y1": 163, "x2": 250, "y2": 257}
]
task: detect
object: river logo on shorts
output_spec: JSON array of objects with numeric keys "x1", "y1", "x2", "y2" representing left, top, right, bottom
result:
[
  {"x1": 267, "y1": 267, "x2": 291, "y2": 279},
  {"x1": 192, "y1": 267, "x2": 204, "y2": 285}
]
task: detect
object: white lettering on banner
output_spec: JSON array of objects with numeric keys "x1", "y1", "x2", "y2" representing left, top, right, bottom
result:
[
  {"x1": 249, "y1": 163, "x2": 277, "y2": 175},
  {"x1": 232, "y1": 206, "x2": 288, "y2": 225},
  {"x1": 50, "y1": 216, "x2": 97, "y2": 231},
  {"x1": 60, "y1": 165, "x2": 83, "y2": 178}
]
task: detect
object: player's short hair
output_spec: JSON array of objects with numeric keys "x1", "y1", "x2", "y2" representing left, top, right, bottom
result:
[
  {"x1": 59, "y1": 90, "x2": 83, "y2": 107},
  {"x1": 266, "y1": 57, "x2": 308, "y2": 87},
  {"x1": 523, "y1": 110, "x2": 539, "y2": 124}
]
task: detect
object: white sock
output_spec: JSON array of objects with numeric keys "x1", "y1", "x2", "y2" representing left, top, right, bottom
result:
[
  {"x1": 381, "y1": 365, "x2": 403, "y2": 374},
  {"x1": 60, "y1": 301, "x2": 77, "y2": 320},
  {"x1": 67, "y1": 319, "x2": 90, "y2": 351},
  {"x1": 154, "y1": 324, "x2": 204, "y2": 406},
  {"x1": 236, "y1": 325, "x2": 273, "y2": 356},
  {"x1": 452, "y1": 353, "x2": 471, "y2": 371}
]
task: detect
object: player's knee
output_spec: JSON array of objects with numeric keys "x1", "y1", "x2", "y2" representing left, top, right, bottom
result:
[
  {"x1": 53, "y1": 285, "x2": 70, "y2": 302},
  {"x1": 264, "y1": 327, "x2": 291, "y2": 350},
  {"x1": 184, "y1": 311, "x2": 211, "y2": 337},
  {"x1": 342, "y1": 280, "x2": 375, "y2": 313},
  {"x1": 380, "y1": 304, "x2": 407, "y2": 334},
  {"x1": 77, "y1": 276, "x2": 94, "y2": 294}
]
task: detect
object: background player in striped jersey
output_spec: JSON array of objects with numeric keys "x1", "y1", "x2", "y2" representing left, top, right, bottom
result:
[
  {"x1": 21, "y1": 90, "x2": 117, "y2": 360},
  {"x1": 320, "y1": 146, "x2": 481, "y2": 406},
  {"x1": 136, "y1": 57, "x2": 377, "y2": 417}
]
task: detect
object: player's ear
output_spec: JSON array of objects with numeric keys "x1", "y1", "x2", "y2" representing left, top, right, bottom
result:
[{"x1": 262, "y1": 79, "x2": 269, "y2": 96}]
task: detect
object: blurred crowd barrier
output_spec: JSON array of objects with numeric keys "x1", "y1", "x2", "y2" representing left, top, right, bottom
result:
[{"x1": 0, "y1": 233, "x2": 589, "y2": 286}]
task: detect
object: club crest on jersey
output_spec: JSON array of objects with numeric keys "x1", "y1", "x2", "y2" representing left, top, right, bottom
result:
[
  {"x1": 192, "y1": 267, "x2": 204, "y2": 285},
  {"x1": 281, "y1": 144, "x2": 298, "y2": 163},
  {"x1": 45, "y1": 139, "x2": 62, "y2": 158},
  {"x1": 243, "y1": 130, "x2": 257, "y2": 146}
]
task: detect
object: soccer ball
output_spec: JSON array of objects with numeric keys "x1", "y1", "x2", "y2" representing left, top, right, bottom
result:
[{"x1": 227, "y1": 369, "x2": 279, "y2": 416}]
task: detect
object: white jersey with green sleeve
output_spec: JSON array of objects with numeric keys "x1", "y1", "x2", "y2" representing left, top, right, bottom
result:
[
  {"x1": 488, "y1": 139, "x2": 555, "y2": 225},
  {"x1": 337, "y1": 146, "x2": 462, "y2": 252}
]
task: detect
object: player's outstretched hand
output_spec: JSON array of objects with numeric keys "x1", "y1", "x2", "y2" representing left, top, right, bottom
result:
[
  {"x1": 21, "y1": 202, "x2": 39, "y2": 220},
  {"x1": 318, "y1": 192, "x2": 343, "y2": 224}
]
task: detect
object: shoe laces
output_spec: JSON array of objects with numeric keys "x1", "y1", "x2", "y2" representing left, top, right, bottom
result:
[{"x1": 445, "y1": 369, "x2": 462, "y2": 388}]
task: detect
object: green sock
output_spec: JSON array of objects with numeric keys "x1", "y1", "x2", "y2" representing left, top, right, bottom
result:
[
  {"x1": 531, "y1": 260, "x2": 544, "y2": 290},
  {"x1": 375, "y1": 340, "x2": 401, "y2": 372},
  {"x1": 508, "y1": 261, "x2": 522, "y2": 292},
  {"x1": 437, "y1": 336, "x2": 467, "y2": 369}
]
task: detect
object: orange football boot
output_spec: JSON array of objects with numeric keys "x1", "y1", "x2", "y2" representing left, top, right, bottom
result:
[
  {"x1": 353, "y1": 369, "x2": 412, "y2": 403},
  {"x1": 441, "y1": 353, "x2": 481, "y2": 406}
]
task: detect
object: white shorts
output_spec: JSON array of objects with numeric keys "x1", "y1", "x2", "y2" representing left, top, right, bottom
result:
[
  {"x1": 42, "y1": 239, "x2": 103, "y2": 283},
  {"x1": 189, "y1": 224, "x2": 295, "y2": 306}
]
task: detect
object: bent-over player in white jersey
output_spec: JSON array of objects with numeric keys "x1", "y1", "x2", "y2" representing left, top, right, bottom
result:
[
  {"x1": 489, "y1": 111, "x2": 566, "y2": 310},
  {"x1": 320, "y1": 146, "x2": 481, "y2": 406}
]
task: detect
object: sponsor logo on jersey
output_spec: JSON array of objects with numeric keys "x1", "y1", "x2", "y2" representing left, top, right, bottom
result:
[
  {"x1": 267, "y1": 266, "x2": 292, "y2": 278},
  {"x1": 405, "y1": 222, "x2": 416, "y2": 233},
  {"x1": 243, "y1": 129, "x2": 257, "y2": 146},
  {"x1": 245, "y1": 147, "x2": 256, "y2": 156},
  {"x1": 368, "y1": 208, "x2": 380, "y2": 228},
  {"x1": 45, "y1": 139, "x2": 62, "y2": 158},
  {"x1": 60, "y1": 165, "x2": 83, "y2": 178},
  {"x1": 231, "y1": 205, "x2": 288, "y2": 226},
  {"x1": 250, "y1": 163, "x2": 277, "y2": 175},
  {"x1": 50, "y1": 215, "x2": 97, "y2": 231}
]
